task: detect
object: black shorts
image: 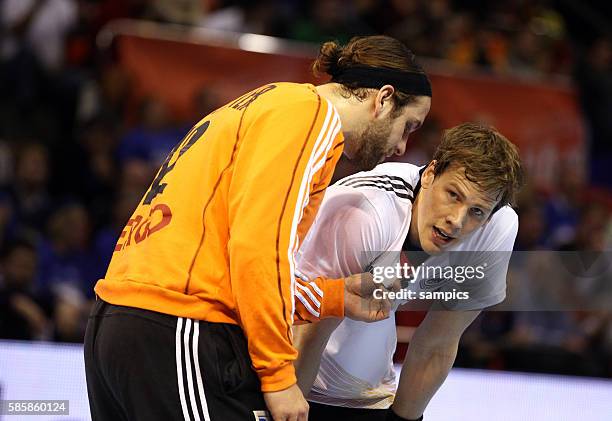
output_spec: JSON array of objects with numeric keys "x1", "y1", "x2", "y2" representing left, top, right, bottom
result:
[
  {"x1": 84, "y1": 299, "x2": 270, "y2": 421},
  {"x1": 308, "y1": 401, "x2": 387, "y2": 421}
]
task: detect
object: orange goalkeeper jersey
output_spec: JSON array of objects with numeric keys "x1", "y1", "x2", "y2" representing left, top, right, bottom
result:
[{"x1": 95, "y1": 83, "x2": 345, "y2": 392}]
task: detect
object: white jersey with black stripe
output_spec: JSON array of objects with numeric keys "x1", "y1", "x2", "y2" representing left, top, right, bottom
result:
[
  {"x1": 295, "y1": 162, "x2": 518, "y2": 409},
  {"x1": 296, "y1": 163, "x2": 416, "y2": 285}
]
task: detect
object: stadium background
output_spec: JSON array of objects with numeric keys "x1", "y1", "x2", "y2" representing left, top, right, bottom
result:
[{"x1": 0, "y1": 0, "x2": 611, "y2": 419}]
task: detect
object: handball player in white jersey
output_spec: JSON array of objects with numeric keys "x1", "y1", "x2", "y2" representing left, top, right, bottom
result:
[{"x1": 293, "y1": 123, "x2": 524, "y2": 421}]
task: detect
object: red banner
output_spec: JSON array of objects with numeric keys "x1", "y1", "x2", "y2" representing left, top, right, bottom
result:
[{"x1": 118, "y1": 34, "x2": 586, "y2": 189}]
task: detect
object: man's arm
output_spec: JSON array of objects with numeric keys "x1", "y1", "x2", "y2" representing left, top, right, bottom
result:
[
  {"x1": 293, "y1": 272, "x2": 390, "y2": 324},
  {"x1": 292, "y1": 189, "x2": 395, "y2": 393},
  {"x1": 229, "y1": 93, "x2": 344, "y2": 395},
  {"x1": 292, "y1": 272, "x2": 392, "y2": 395},
  {"x1": 391, "y1": 310, "x2": 480, "y2": 419},
  {"x1": 293, "y1": 318, "x2": 342, "y2": 394}
]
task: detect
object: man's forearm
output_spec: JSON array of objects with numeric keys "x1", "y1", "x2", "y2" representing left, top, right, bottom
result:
[
  {"x1": 392, "y1": 341, "x2": 458, "y2": 419},
  {"x1": 293, "y1": 318, "x2": 342, "y2": 394}
]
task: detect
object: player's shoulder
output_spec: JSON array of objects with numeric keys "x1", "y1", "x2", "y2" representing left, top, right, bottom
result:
[
  {"x1": 490, "y1": 205, "x2": 519, "y2": 227},
  {"x1": 232, "y1": 83, "x2": 340, "y2": 128},
  {"x1": 321, "y1": 184, "x2": 382, "y2": 218},
  {"x1": 245, "y1": 82, "x2": 325, "y2": 110},
  {"x1": 334, "y1": 162, "x2": 421, "y2": 203},
  {"x1": 485, "y1": 206, "x2": 519, "y2": 240},
  {"x1": 329, "y1": 162, "x2": 419, "y2": 226}
]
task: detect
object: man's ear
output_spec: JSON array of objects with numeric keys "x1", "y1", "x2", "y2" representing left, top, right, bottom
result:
[
  {"x1": 421, "y1": 160, "x2": 436, "y2": 189},
  {"x1": 373, "y1": 85, "x2": 395, "y2": 118}
]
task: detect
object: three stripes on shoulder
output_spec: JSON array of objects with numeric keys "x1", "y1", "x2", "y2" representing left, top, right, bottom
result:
[{"x1": 337, "y1": 175, "x2": 414, "y2": 201}]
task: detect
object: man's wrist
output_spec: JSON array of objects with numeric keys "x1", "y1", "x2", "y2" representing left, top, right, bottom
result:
[
  {"x1": 320, "y1": 278, "x2": 344, "y2": 318},
  {"x1": 386, "y1": 408, "x2": 423, "y2": 421}
]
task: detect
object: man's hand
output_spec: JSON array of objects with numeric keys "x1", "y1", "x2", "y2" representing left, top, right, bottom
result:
[
  {"x1": 263, "y1": 383, "x2": 309, "y2": 421},
  {"x1": 344, "y1": 272, "x2": 393, "y2": 322}
]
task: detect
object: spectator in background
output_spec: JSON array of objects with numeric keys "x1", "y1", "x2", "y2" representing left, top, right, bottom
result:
[
  {"x1": 461, "y1": 199, "x2": 609, "y2": 374},
  {"x1": 290, "y1": 0, "x2": 371, "y2": 44},
  {"x1": 559, "y1": 202, "x2": 609, "y2": 252},
  {"x1": 91, "y1": 153, "x2": 154, "y2": 288},
  {"x1": 199, "y1": 0, "x2": 289, "y2": 36},
  {"x1": 88, "y1": 156, "x2": 152, "y2": 269},
  {"x1": 543, "y1": 162, "x2": 584, "y2": 248},
  {"x1": 542, "y1": 199, "x2": 609, "y2": 287},
  {"x1": 0, "y1": 0, "x2": 79, "y2": 142},
  {"x1": 0, "y1": 141, "x2": 12, "y2": 186},
  {"x1": 144, "y1": 0, "x2": 203, "y2": 25},
  {"x1": 0, "y1": 240, "x2": 52, "y2": 340},
  {"x1": 457, "y1": 311, "x2": 516, "y2": 371},
  {"x1": 514, "y1": 187, "x2": 547, "y2": 251},
  {"x1": 119, "y1": 158, "x2": 155, "y2": 197},
  {"x1": 52, "y1": 279, "x2": 88, "y2": 342},
  {"x1": 0, "y1": 0, "x2": 77, "y2": 72},
  {"x1": 504, "y1": 311, "x2": 601, "y2": 376},
  {"x1": 35, "y1": 202, "x2": 99, "y2": 342},
  {"x1": 93, "y1": 189, "x2": 142, "y2": 273},
  {"x1": 37, "y1": 202, "x2": 101, "y2": 299},
  {"x1": 117, "y1": 97, "x2": 184, "y2": 167},
  {"x1": 72, "y1": 116, "x2": 119, "y2": 225},
  {"x1": 380, "y1": 0, "x2": 432, "y2": 57},
  {"x1": 355, "y1": 0, "x2": 411, "y2": 35},
  {"x1": 463, "y1": 254, "x2": 603, "y2": 377},
  {"x1": 559, "y1": 203, "x2": 612, "y2": 311},
  {"x1": 474, "y1": 28, "x2": 511, "y2": 72},
  {"x1": 574, "y1": 37, "x2": 612, "y2": 189},
  {"x1": 0, "y1": 194, "x2": 17, "y2": 252},
  {"x1": 496, "y1": 199, "x2": 610, "y2": 377},
  {"x1": 4, "y1": 143, "x2": 53, "y2": 235},
  {"x1": 508, "y1": 29, "x2": 549, "y2": 76},
  {"x1": 189, "y1": 85, "x2": 221, "y2": 126},
  {"x1": 85, "y1": 64, "x2": 132, "y2": 129},
  {"x1": 443, "y1": 13, "x2": 479, "y2": 68},
  {"x1": 63, "y1": 0, "x2": 101, "y2": 70}
]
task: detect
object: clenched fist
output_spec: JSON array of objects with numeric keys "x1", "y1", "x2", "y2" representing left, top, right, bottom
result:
[{"x1": 264, "y1": 383, "x2": 309, "y2": 421}]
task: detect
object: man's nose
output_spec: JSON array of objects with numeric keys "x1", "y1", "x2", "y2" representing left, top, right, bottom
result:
[
  {"x1": 446, "y1": 206, "x2": 467, "y2": 232},
  {"x1": 393, "y1": 139, "x2": 407, "y2": 156}
]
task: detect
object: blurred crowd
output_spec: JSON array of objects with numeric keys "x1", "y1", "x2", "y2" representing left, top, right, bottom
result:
[{"x1": 0, "y1": 0, "x2": 610, "y2": 378}]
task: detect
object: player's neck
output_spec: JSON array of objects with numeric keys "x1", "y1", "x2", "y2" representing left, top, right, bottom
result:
[{"x1": 315, "y1": 83, "x2": 366, "y2": 136}]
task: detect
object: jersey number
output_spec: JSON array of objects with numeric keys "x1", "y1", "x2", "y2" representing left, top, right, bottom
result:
[{"x1": 143, "y1": 120, "x2": 211, "y2": 205}]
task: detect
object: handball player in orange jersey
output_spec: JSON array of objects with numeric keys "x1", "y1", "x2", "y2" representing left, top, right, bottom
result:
[{"x1": 84, "y1": 35, "x2": 431, "y2": 421}]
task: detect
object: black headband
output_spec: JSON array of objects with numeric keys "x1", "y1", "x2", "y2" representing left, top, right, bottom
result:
[{"x1": 331, "y1": 65, "x2": 432, "y2": 97}]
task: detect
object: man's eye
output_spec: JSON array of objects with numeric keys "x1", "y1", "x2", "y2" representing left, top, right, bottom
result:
[
  {"x1": 472, "y1": 208, "x2": 484, "y2": 217},
  {"x1": 448, "y1": 190, "x2": 458, "y2": 199}
]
